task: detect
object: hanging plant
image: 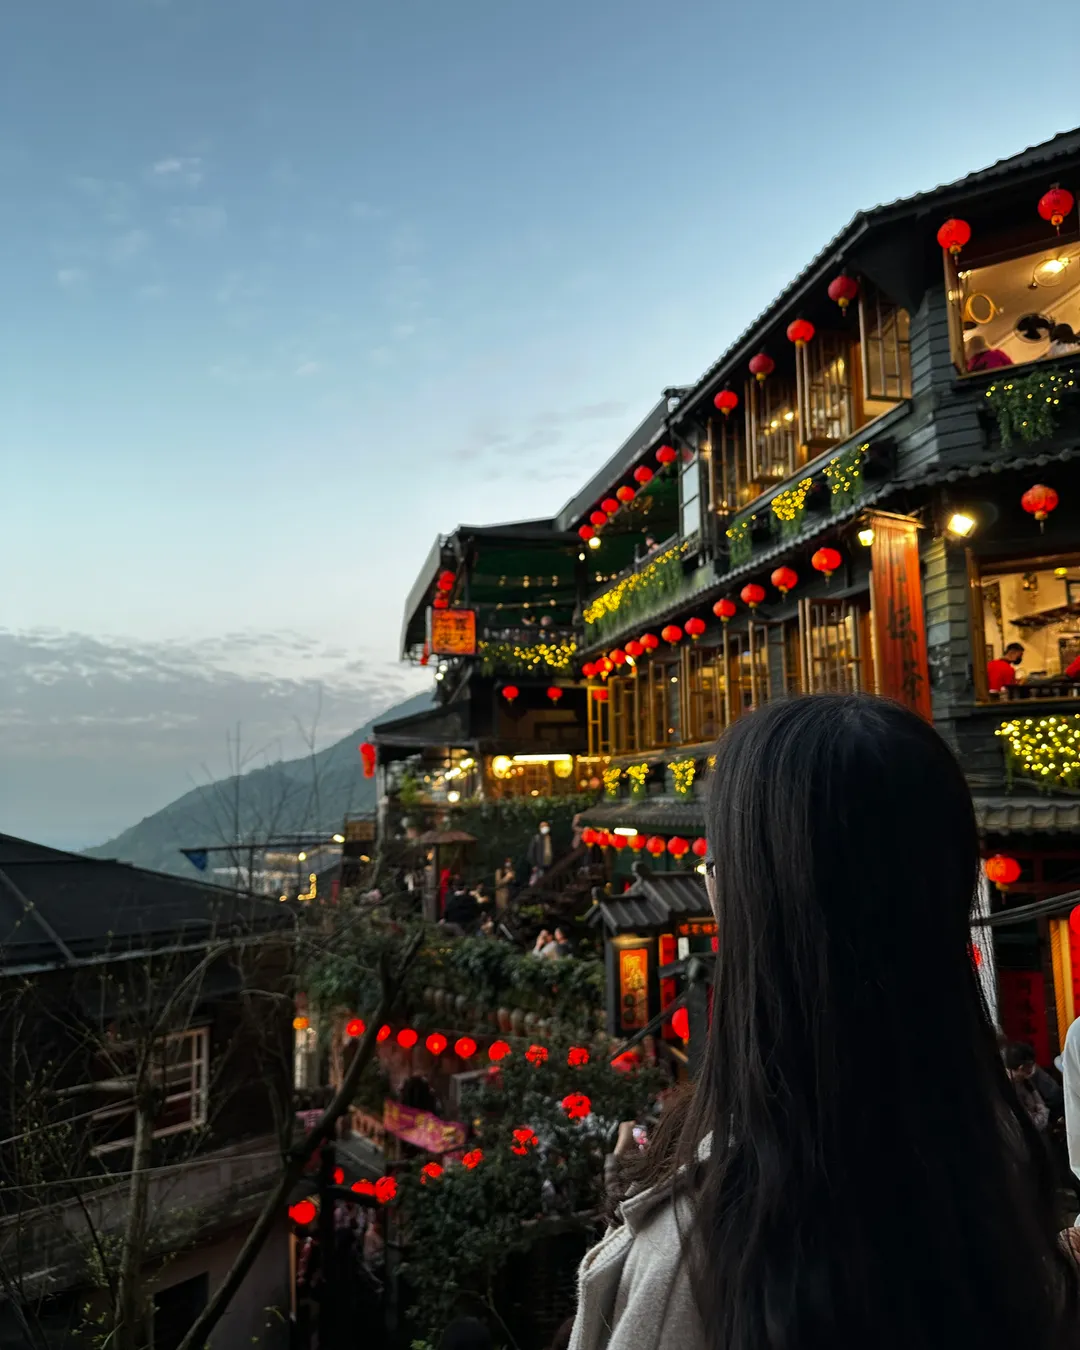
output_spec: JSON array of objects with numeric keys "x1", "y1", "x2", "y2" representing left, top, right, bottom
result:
[
  {"x1": 983, "y1": 367, "x2": 1076, "y2": 448},
  {"x1": 670, "y1": 758, "x2": 696, "y2": 798},
  {"x1": 725, "y1": 516, "x2": 755, "y2": 567},
  {"x1": 602, "y1": 767, "x2": 622, "y2": 800},
  {"x1": 770, "y1": 477, "x2": 814, "y2": 540},
  {"x1": 821, "y1": 442, "x2": 868, "y2": 512},
  {"x1": 625, "y1": 763, "x2": 650, "y2": 800},
  {"x1": 582, "y1": 542, "x2": 689, "y2": 637}
]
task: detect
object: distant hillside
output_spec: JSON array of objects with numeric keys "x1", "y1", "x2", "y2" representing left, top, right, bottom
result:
[{"x1": 85, "y1": 689, "x2": 433, "y2": 877}]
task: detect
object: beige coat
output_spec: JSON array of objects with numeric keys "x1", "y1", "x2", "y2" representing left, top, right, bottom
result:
[{"x1": 568, "y1": 1173, "x2": 705, "y2": 1350}]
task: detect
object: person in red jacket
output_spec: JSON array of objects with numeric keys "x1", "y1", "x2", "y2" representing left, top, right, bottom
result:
[
  {"x1": 1066, "y1": 652, "x2": 1080, "y2": 680},
  {"x1": 987, "y1": 642, "x2": 1024, "y2": 692}
]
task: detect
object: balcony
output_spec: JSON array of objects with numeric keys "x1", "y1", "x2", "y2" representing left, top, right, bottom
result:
[{"x1": 580, "y1": 539, "x2": 718, "y2": 653}]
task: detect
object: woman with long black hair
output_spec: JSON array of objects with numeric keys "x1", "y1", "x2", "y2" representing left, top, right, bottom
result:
[{"x1": 570, "y1": 695, "x2": 1079, "y2": 1350}]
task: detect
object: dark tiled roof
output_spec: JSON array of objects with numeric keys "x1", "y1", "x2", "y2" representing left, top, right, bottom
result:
[
  {"x1": 577, "y1": 800, "x2": 707, "y2": 833},
  {"x1": 974, "y1": 795, "x2": 1080, "y2": 835},
  {"x1": 595, "y1": 867, "x2": 710, "y2": 934},
  {"x1": 900, "y1": 444, "x2": 1077, "y2": 489},
  {"x1": 0, "y1": 833, "x2": 283, "y2": 968}
]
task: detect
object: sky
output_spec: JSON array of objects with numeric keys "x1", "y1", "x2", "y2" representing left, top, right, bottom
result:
[{"x1": 2, "y1": 0, "x2": 1079, "y2": 848}]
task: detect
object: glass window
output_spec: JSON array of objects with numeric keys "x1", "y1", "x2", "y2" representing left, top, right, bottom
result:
[
  {"x1": 680, "y1": 446, "x2": 701, "y2": 539},
  {"x1": 859, "y1": 285, "x2": 912, "y2": 412},
  {"x1": 951, "y1": 245, "x2": 1080, "y2": 375},
  {"x1": 977, "y1": 557, "x2": 1080, "y2": 701}
]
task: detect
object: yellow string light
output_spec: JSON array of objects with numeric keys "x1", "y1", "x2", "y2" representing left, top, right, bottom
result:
[
  {"x1": 603, "y1": 767, "x2": 622, "y2": 799},
  {"x1": 670, "y1": 758, "x2": 696, "y2": 797},
  {"x1": 583, "y1": 543, "x2": 688, "y2": 627},
  {"x1": 771, "y1": 478, "x2": 814, "y2": 524},
  {"x1": 996, "y1": 715, "x2": 1080, "y2": 791},
  {"x1": 477, "y1": 639, "x2": 576, "y2": 671}
]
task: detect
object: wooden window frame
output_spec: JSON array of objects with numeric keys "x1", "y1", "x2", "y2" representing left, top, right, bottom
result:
[
  {"x1": 857, "y1": 285, "x2": 913, "y2": 406},
  {"x1": 92, "y1": 1027, "x2": 209, "y2": 1157}
]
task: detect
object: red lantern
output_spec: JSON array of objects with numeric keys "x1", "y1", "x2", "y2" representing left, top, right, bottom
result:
[
  {"x1": 667, "y1": 836, "x2": 690, "y2": 859},
  {"x1": 375, "y1": 1176, "x2": 397, "y2": 1204},
  {"x1": 661, "y1": 624, "x2": 683, "y2": 645},
  {"x1": 289, "y1": 1199, "x2": 317, "y2": 1226},
  {"x1": 984, "y1": 854, "x2": 1021, "y2": 889},
  {"x1": 1021, "y1": 484, "x2": 1058, "y2": 529},
  {"x1": 936, "y1": 218, "x2": 971, "y2": 256},
  {"x1": 610, "y1": 833, "x2": 627, "y2": 851},
  {"x1": 670, "y1": 1007, "x2": 690, "y2": 1041},
  {"x1": 578, "y1": 524, "x2": 596, "y2": 542},
  {"x1": 827, "y1": 274, "x2": 859, "y2": 311},
  {"x1": 692, "y1": 837, "x2": 708, "y2": 858},
  {"x1": 685, "y1": 616, "x2": 706, "y2": 640},
  {"x1": 640, "y1": 633, "x2": 660, "y2": 651},
  {"x1": 633, "y1": 465, "x2": 654, "y2": 485},
  {"x1": 512, "y1": 1127, "x2": 539, "y2": 1155},
  {"x1": 561, "y1": 1092, "x2": 592, "y2": 1121},
  {"x1": 811, "y1": 547, "x2": 842, "y2": 579},
  {"x1": 610, "y1": 648, "x2": 627, "y2": 666},
  {"x1": 713, "y1": 388, "x2": 739, "y2": 416},
  {"x1": 601, "y1": 497, "x2": 619, "y2": 515},
  {"x1": 420, "y1": 1162, "x2": 443, "y2": 1184},
  {"x1": 433, "y1": 596, "x2": 450, "y2": 610},
  {"x1": 455, "y1": 1036, "x2": 477, "y2": 1059},
  {"x1": 346, "y1": 1017, "x2": 365, "y2": 1038},
  {"x1": 628, "y1": 833, "x2": 646, "y2": 852},
  {"x1": 616, "y1": 485, "x2": 636, "y2": 504},
  {"x1": 771, "y1": 566, "x2": 798, "y2": 594},
  {"x1": 599, "y1": 657, "x2": 614, "y2": 673},
  {"x1": 740, "y1": 583, "x2": 765, "y2": 608},
  {"x1": 377, "y1": 1025, "x2": 391, "y2": 1042},
  {"x1": 591, "y1": 688, "x2": 609, "y2": 702},
  {"x1": 582, "y1": 661, "x2": 597, "y2": 678},
  {"x1": 436, "y1": 569, "x2": 456, "y2": 592},
  {"x1": 581, "y1": 827, "x2": 598, "y2": 846},
  {"x1": 359, "y1": 742, "x2": 377, "y2": 778},
  {"x1": 1038, "y1": 184, "x2": 1074, "y2": 231},
  {"x1": 714, "y1": 598, "x2": 737, "y2": 622},
  {"x1": 426, "y1": 1033, "x2": 447, "y2": 1055},
  {"x1": 646, "y1": 835, "x2": 666, "y2": 857},
  {"x1": 546, "y1": 686, "x2": 562, "y2": 702},
  {"x1": 488, "y1": 1040, "x2": 511, "y2": 1062},
  {"x1": 786, "y1": 318, "x2": 815, "y2": 347},
  {"x1": 397, "y1": 1028, "x2": 418, "y2": 1050},
  {"x1": 567, "y1": 1045, "x2": 590, "y2": 1066},
  {"x1": 502, "y1": 684, "x2": 519, "y2": 703},
  {"x1": 525, "y1": 1044, "x2": 548, "y2": 1066},
  {"x1": 656, "y1": 444, "x2": 678, "y2": 466},
  {"x1": 594, "y1": 831, "x2": 610, "y2": 848},
  {"x1": 625, "y1": 639, "x2": 644, "y2": 658},
  {"x1": 1070, "y1": 906, "x2": 1080, "y2": 939},
  {"x1": 590, "y1": 510, "x2": 607, "y2": 528},
  {"x1": 351, "y1": 1179, "x2": 376, "y2": 1197},
  {"x1": 748, "y1": 352, "x2": 775, "y2": 383},
  {"x1": 461, "y1": 1149, "x2": 483, "y2": 1170}
]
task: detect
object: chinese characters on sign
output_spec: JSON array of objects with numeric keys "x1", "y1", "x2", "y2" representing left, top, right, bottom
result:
[
  {"x1": 619, "y1": 947, "x2": 649, "y2": 1033},
  {"x1": 676, "y1": 919, "x2": 717, "y2": 938},
  {"x1": 382, "y1": 1100, "x2": 467, "y2": 1155},
  {"x1": 429, "y1": 608, "x2": 477, "y2": 656}
]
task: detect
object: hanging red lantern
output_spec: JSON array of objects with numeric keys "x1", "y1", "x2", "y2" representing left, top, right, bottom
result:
[
  {"x1": 501, "y1": 684, "x2": 519, "y2": 703},
  {"x1": 375, "y1": 1176, "x2": 398, "y2": 1204},
  {"x1": 359, "y1": 742, "x2": 377, "y2": 778},
  {"x1": 685, "y1": 616, "x2": 706, "y2": 640},
  {"x1": 692, "y1": 837, "x2": 709, "y2": 858},
  {"x1": 786, "y1": 318, "x2": 815, "y2": 347},
  {"x1": 581, "y1": 662, "x2": 597, "y2": 679},
  {"x1": 461, "y1": 1149, "x2": 483, "y2": 1170},
  {"x1": 351, "y1": 1179, "x2": 376, "y2": 1197},
  {"x1": 590, "y1": 510, "x2": 607, "y2": 528},
  {"x1": 525, "y1": 1044, "x2": 548, "y2": 1066},
  {"x1": 599, "y1": 656, "x2": 614, "y2": 674},
  {"x1": 595, "y1": 831, "x2": 610, "y2": 848},
  {"x1": 610, "y1": 648, "x2": 627, "y2": 666},
  {"x1": 670, "y1": 1007, "x2": 690, "y2": 1041},
  {"x1": 578, "y1": 524, "x2": 596, "y2": 542},
  {"x1": 432, "y1": 596, "x2": 449, "y2": 610},
  {"x1": 827, "y1": 274, "x2": 859, "y2": 311},
  {"x1": 661, "y1": 624, "x2": 683, "y2": 645},
  {"x1": 640, "y1": 633, "x2": 660, "y2": 652},
  {"x1": 740, "y1": 583, "x2": 766, "y2": 608},
  {"x1": 426, "y1": 1033, "x2": 447, "y2": 1055},
  {"x1": 936, "y1": 218, "x2": 971, "y2": 256},
  {"x1": 377, "y1": 1024, "x2": 391, "y2": 1042},
  {"x1": 1021, "y1": 484, "x2": 1059, "y2": 529},
  {"x1": 546, "y1": 686, "x2": 562, "y2": 702},
  {"x1": 811, "y1": 547, "x2": 842, "y2": 578},
  {"x1": 771, "y1": 566, "x2": 798, "y2": 594},
  {"x1": 397, "y1": 1028, "x2": 418, "y2": 1050},
  {"x1": 714, "y1": 388, "x2": 739, "y2": 416},
  {"x1": 633, "y1": 465, "x2": 654, "y2": 485},
  {"x1": 1070, "y1": 906, "x2": 1080, "y2": 939},
  {"x1": 488, "y1": 1040, "x2": 511, "y2": 1062},
  {"x1": 455, "y1": 1036, "x2": 477, "y2": 1059},
  {"x1": 567, "y1": 1045, "x2": 590, "y2": 1066},
  {"x1": 289, "y1": 1199, "x2": 317, "y2": 1226},
  {"x1": 628, "y1": 833, "x2": 646, "y2": 851},
  {"x1": 984, "y1": 854, "x2": 1021, "y2": 889},
  {"x1": 610, "y1": 833, "x2": 627, "y2": 851},
  {"x1": 748, "y1": 352, "x2": 775, "y2": 383},
  {"x1": 656, "y1": 444, "x2": 678, "y2": 466},
  {"x1": 1038, "y1": 184, "x2": 1074, "y2": 231},
  {"x1": 625, "y1": 639, "x2": 644, "y2": 658},
  {"x1": 616, "y1": 485, "x2": 636, "y2": 504},
  {"x1": 512, "y1": 1127, "x2": 539, "y2": 1155},
  {"x1": 601, "y1": 497, "x2": 619, "y2": 515},
  {"x1": 668, "y1": 836, "x2": 690, "y2": 859},
  {"x1": 346, "y1": 1017, "x2": 365, "y2": 1038},
  {"x1": 561, "y1": 1092, "x2": 592, "y2": 1121},
  {"x1": 436, "y1": 569, "x2": 456, "y2": 592},
  {"x1": 420, "y1": 1162, "x2": 444, "y2": 1184},
  {"x1": 646, "y1": 835, "x2": 666, "y2": 857},
  {"x1": 581, "y1": 826, "x2": 597, "y2": 846},
  {"x1": 714, "y1": 598, "x2": 737, "y2": 622},
  {"x1": 591, "y1": 688, "x2": 609, "y2": 702}
]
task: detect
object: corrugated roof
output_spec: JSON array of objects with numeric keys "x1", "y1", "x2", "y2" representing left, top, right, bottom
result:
[
  {"x1": 974, "y1": 795, "x2": 1080, "y2": 834},
  {"x1": 577, "y1": 800, "x2": 707, "y2": 833}
]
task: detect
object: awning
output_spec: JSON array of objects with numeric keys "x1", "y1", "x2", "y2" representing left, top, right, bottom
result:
[
  {"x1": 592, "y1": 864, "x2": 710, "y2": 934},
  {"x1": 973, "y1": 795, "x2": 1080, "y2": 835},
  {"x1": 577, "y1": 800, "x2": 706, "y2": 834}
]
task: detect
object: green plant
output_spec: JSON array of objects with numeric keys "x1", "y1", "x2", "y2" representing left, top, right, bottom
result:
[
  {"x1": 582, "y1": 543, "x2": 688, "y2": 639},
  {"x1": 984, "y1": 367, "x2": 1076, "y2": 447},
  {"x1": 997, "y1": 714, "x2": 1080, "y2": 793},
  {"x1": 477, "y1": 638, "x2": 577, "y2": 676},
  {"x1": 725, "y1": 516, "x2": 754, "y2": 567},
  {"x1": 822, "y1": 442, "x2": 867, "y2": 512},
  {"x1": 625, "y1": 763, "x2": 649, "y2": 801},
  {"x1": 770, "y1": 477, "x2": 814, "y2": 540}
]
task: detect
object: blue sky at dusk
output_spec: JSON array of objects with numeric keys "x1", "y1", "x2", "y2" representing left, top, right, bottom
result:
[{"x1": 3, "y1": 0, "x2": 1079, "y2": 846}]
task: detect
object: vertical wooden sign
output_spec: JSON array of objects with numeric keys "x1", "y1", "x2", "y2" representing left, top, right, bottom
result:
[{"x1": 869, "y1": 512, "x2": 932, "y2": 719}]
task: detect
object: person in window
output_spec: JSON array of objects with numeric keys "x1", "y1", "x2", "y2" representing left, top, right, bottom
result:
[
  {"x1": 987, "y1": 642, "x2": 1024, "y2": 693},
  {"x1": 966, "y1": 333, "x2": 1013, "y2": 372},
  {"x1": 1048, "y1": 323, "x2": 1080, "y2": 358}
]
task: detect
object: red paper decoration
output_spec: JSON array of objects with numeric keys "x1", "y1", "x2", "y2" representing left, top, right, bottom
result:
[
  {"x1": 375, "y1": 1176, "x2": 397, "y2": 1204},
  {"x1": 1070, "y1": 906, "x2": 1080, "y2": 939},
  {"x1": 610, "y1": 833, "x2": 627, "y2": 851},
  {"x1": 561, "y1": 1092, "x2": 592, "y2": 1121},
  {"x1": 426, "y1": 1033, "x2": 447, "y2": 1055},
  {"x1": 740, "y1": 583, "x2": 766, "y2": 608},
  {"x1": 582, "y1": 662, "x2": 597, "y2": 679},
  {"x1": 455, "y1": 1036, "x2": 477, "y2": 1059},
  {"x1": 646, "y1": 835, "x2": 666, "y2": 857},
  {"x1": 667, "y1": 836, "x2": 690, "y2": 859},
  {"x1": 525, "y1": 1044, "x2": 548, "y2": 1066},
  {"x1": 501, "y1": 685, "x2": 519, "y2": 702},
  {"x1": 346, "y1": 1017, "x2": 365, "y2": 1038},
  {"x1": 397, "y1": 1028, "x2": 418, "y2": 1050},
  {"x1": 936, "y1": 218, "x2": 971, "y2": 256},
  {"x1": 640, "y1": 633, "x2": 660, "y2": 651},
  {"x1": 685, "y1": 617, "x2": 706, "y2": 639},
  {"x1": 377, "y1": 1025, "x2": 392, "y2": 1042},
  {"x1": 488, "y1": 1040, "x2": 511, "y2": 1062},
  {"x1": 714, "y1": 388, "x2": 739, "y2": 416},
  {"x1": 786, "y1": 318, "x2": 815, "y2": 347},
  {"x1": 628, "y1": 833, "x2": 646, "y2": 851},
  {"x1": 692, "y1": 837, "x2": 708, "y2": 857},
  {"x1": 984, "y1": 855, "x2": 1021, "y2": 889},
  {"x1": 656, "y1": 444, "x2": 678, "y2": 466},
  {"x1": 1021, "y1": 484, "x2": 1059, "y2": 526},
  {"x1": 633, "y1": 465, "x2": 654, "y2": 485},
  {"x1": 591, "y1": 688, "x2": 609, "y2": 702},
  {"x1": 748, "y1": 352, "x2": 775, "y2": 383},
  {"x1": 610, "y1": 648, "x2": 627, "y2": 665},
  {"x1": 578, "y1": 524, "x2": 596, "y2": 542},
  {"x1": 1038, "y1": 184, "x2": 1074, "y2": 231},
  {"x1": 625, "y1": 639, "x2": 644, "y2": 658},
  {"x1": 512, "y1": 1127, "x2": 539, "y2": 1155},
  {"x1": 827, "y1": 274, "x2": 859, "y2": 311},
  {"x1": 771, "y1": 566, "x2": 798, "y2": 594},
  {"x1": 714, "y1": 598, "x2": 737, "y2": 622},
  {"x1": 546, "y1": 686, "x2": 562, "y2": 702},
  {"x1": 421, "y1": 1162, "x2": 443, "y2": 1183},
  {"x1": 590, "y1": 510, "x2": 607, "y2": 528},
  {"x1": 670, "y1": 1007, "x2": 690, "y2": 1040},
  {"x1": 581, "y1": 827, "x2": 598, "y2": 846},
  {"x1": 352, "y1": 1179, "x2": 376, "y2": 1197},
  {"x1": 616, "y1": 485, "x2": 636, "y2": 504},
  {"x1": 461, "y1": 1149, "x2": 483, "y2": 1170},
  {"x1": 661, "y1": 624, "x2": 683, "y2": 645},
  {"x1": 811, "y1": 547, "x2": 842, "y2": 578},
  {"x1": 359, "y1": 742, "x2": 377, "y2": 779},
  {"x1": 289, "y1": 1199, "x2": 317, "y2": 1226},
  {"x1": 567, "y1": 1046, "x2": 590, "y2": 1066},
  {"x1": 601, "y1": 497, "x2": 619, "y2": 515},
  {"x1": 436, "y1": 569, "x2": 456, "y2": 592}
]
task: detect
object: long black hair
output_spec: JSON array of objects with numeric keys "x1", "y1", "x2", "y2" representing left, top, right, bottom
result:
[{"x1": 629, "y1": 695, "x2": 1077, "y2": 1350}]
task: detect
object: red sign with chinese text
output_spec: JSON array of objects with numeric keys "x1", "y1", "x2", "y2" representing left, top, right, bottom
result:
[
  {"x1": 430, "y1": 608, "x2": 477, "y2": 656},
  {"x1": 619, "y1": 947, "x2": 649, "y2": 1033}
]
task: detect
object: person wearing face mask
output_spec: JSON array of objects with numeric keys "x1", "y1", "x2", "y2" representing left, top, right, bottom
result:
[{"x1": 528, "y1": 819, "x2": 555, "y2": 884}]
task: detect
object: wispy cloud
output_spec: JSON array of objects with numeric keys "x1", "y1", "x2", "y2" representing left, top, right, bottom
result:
[
  {"x1": 149, "y1": 156, "x2": 204, "y2": 187},
  {"x1": 294, "y1": 360, "x2": 321, "y2": 378},
  {"x1": 56, "y1": 267, "x2": 88, "y2": 289},
  {"x1": 169, "y1": 204, "x2": 227, "y2": 238},
  {"x1": 447, "y1": 401, "x2": 630, "y2": 476}
]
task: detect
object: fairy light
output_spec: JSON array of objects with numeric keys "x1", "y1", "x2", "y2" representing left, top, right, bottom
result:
[
  {"x1": 602, "y1": 767, "x2": 622, "y2": 799},
  {"x1": 822, "y1": 442, "x2": 868, "y2": 499},
  {"x1": 996, "y1": 715, "x2": 1080, "y2": 791},
  {"x1": 625, "y1": 763, "x2": 649, "y2": 798},
  {"x1": 670, "y1": 758, "x2": 696, "y2": 797},
  {"x1": 771, "y1": 477, "x2": 814, "y2": 525},
  {"x1": 477, "y1": 639, "x2": 576, "y2": 672},
  {"x1": 583, "y1": 543, "x2": 688, "y2": 627},
  {"x1": 983, "y1": 367, "x2": 1075, "y2": 446}
]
